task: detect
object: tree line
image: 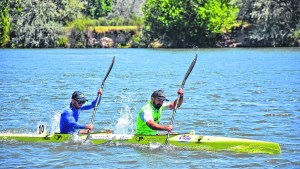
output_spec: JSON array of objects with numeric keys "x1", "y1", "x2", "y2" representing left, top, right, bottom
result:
[{"x1": 0, "y1": 0, "x2": 299, "y2": 48}]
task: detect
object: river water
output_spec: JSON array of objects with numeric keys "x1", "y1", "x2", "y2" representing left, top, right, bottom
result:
[{"x1": 0, "y1": 48, "x2": 299, "y2": 168}]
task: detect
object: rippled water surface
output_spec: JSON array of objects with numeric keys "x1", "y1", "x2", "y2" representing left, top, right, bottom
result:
[{"x1": 0, "y1": 48, "x2": 299, "y2": 168}]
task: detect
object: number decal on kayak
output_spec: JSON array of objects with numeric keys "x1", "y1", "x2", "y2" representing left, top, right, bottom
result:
[
  {"x1": 37, "y1": 122, "x2": 47, "y2": 134},
  {"x1": 38, "y1": 125, "x2": 44, "y2": 134}
]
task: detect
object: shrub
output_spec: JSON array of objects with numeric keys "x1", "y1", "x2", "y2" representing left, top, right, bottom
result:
[{"x1": 56, "y1": 37, "x2": 69, "y2": 48}]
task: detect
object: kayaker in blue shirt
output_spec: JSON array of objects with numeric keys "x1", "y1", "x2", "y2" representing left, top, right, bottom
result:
[{"x1": 60, "y1": 89, "x2": 102, "y2": 134}]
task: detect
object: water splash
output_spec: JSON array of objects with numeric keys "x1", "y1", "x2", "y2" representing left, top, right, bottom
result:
[
  {"x1": 114, "y1": 105, "x2": 135, "y2": 134},
  {"x1": 50, "y1": 111, "x2": 61, "y2": 134},
  {"x1": 111, "y1": 94, "x2": 136, "y2": 134},
  {"x1": 149, "y1": 142, "x2": 161, "y2": 150},
  {"x1": 70, "y1": 134, "x2": 88, "y2": 144}
]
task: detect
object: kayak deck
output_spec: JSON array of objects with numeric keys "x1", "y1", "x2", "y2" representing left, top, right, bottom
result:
[{"x1": 0, "y1": 132, "x2": 281, "y2": 154}]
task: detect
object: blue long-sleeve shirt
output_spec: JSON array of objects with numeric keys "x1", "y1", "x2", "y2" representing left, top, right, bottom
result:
[{"x1": 60, "y1": 97, "x2": 101, "y2": 134}]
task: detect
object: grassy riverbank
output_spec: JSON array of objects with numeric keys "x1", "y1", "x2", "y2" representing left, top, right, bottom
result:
[{"x1": 91, "y1": 26, "x2": 138, "y2": 33}]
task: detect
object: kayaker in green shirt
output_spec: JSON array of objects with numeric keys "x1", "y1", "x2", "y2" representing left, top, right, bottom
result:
[{"x1": 136, "y1": 88, "x2": 184, "y2": 135}]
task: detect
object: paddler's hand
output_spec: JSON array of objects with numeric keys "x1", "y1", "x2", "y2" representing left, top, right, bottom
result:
[
  {"x1": 177, "y1": 88, "x2": 184, "y2": 98},
  {"x1": 80, "y1": 129, "x2": 89, "y2": 134},
  {"x1": 165, "y1": 125, "x2": 173, "y2": 131},
  {"x1": 98, "y1": 88, "x2": 103, "y2": 96},
  {"x1": 86, "y1": 124, "x2": 93, "y2": 130}
]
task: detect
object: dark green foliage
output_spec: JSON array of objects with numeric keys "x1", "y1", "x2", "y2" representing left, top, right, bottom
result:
[
  {"x1": 52, "y1": 0, "x2": 84, "y2": 25},
  {"x1": 66, "y1": 18, "x2": 92, "y2": 48},
  {"x1": 7, "y1": 0, "x2": 85, "y2": 48},
  {"x1": 3, "y1": 0, "x2": 299, "y2": 48},
  {"x1": 83, "y1": 0, "x2": 113, "y2": 19},
  {"x1": 237, "y1": 0, "x2": 300, "y2": 47},
  {"x1": 9, "y1": 0, "x2": 61, "y2": 48},
  {"x1": 143, "y1": 0, "x2": 239, "y2": 47},
  {"x1": 69, "y1": 29, "x2": 86, "y2": 48},
  {"x1": 56, "y1": 37, "x2": 69, "y2": 47},
  {"x1": 0, "y1": 0, "x2": 10, "y2": 47}
]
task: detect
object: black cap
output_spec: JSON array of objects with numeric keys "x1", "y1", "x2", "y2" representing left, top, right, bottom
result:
[
  {"x1": 72, "y1": 91, "x2": 88, "y2": 102},
  {"x1": 151, "y1": 90, "x2": 169, "y2": 101}
]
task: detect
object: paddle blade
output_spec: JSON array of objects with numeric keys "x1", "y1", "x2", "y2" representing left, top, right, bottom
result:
[
  {"x1": 101, "y1": 56, "x2": 115, "y2": 88},
  {"x1": 181, "y1": 54, "x2": 197, "y2": 88}
]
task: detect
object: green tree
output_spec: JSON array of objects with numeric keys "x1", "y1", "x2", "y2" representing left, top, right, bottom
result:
[
  {"x1": 53, "y1": 0, "x2": 84, "y2": 25},
  {"x1": 10, "y1": 0, "x2": 61, "y2": 47},
  {"x1": 243, "y1": 0, "x2": 299, "y2": 47},
  {"x1": 292, "y1": 28, "x2": 300, "y2": 44},
  {"x1": 198, "y1": 0, "x2": 239, "y2": 33},
  {"x1": 0, "y1": 0, "x2": 10, "y2": 47},
  {"x1": 143, "y1": 0, "x2": 239, "y2": 47},
  {"x1": 110, "y1": 0, "x2": 145, "y2": 19},
  {"x1": 198, "y1": 0, "x2": 239, "y2": 45},
  {"x1": 83, "y1": 0, "x2": 113, "y2": 19},
  {"x1": 7, "y1": 0, "x2": 85, "y2": 48}
]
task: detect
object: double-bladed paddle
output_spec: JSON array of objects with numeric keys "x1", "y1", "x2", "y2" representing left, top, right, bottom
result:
[
  {"x1": 164, "y1": 54, "x2": 198, "y2": 145},
  {"x1": 85, "y1": 56, "x2": 115, "y2": 142}
]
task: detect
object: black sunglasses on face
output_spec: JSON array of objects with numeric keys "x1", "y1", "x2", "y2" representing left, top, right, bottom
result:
[{"x1": 76, "y1": 100, "x2": 86, "y2": 104}]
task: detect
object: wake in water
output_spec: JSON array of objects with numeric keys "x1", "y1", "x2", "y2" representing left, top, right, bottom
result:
[
  {"x1": 149, "y1": 142, "x2": 176, "y2": 152},
  {"x1": 146, "y1": 142, "x2": 177, "y2": 152},
  {"x1": 105, "y1": 141, "x2": 177, "y2": 152}
]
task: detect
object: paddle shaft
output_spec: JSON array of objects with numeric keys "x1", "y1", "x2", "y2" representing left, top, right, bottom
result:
[
  {"x1": 85, "y1": 56, "x2": 115, "y2": 141},
  {"x1": 165, "y1": 54, "x2": 197, "y2": 145}
]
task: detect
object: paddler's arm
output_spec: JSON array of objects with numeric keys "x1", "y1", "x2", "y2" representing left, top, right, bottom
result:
[
  {"x1": 169, "y1": 88, "x2": 184, "y2": 109},
  {"x1": 65, "y1": 114, "x2": 89, "y2": 130},
  {"x1": 81, "y1": 88, "x2": 103, "y2": 110},
  {"x1": 60, "y1": 111, "x2": 93, "y2": 133},
  {"x1": 146, "y1": 120, "x2": 173, "y2": 131},
  {"x1": 68, "y1": 119, "x2": 93, "y2": 131}
]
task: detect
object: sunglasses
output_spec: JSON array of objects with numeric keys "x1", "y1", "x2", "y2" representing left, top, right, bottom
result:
[
  {"x1": 76, "y1": 100, "x2": 86, "y2": 104},
  {"x1": 155, "y1": 98, "x2": 165, "y2": 102}
]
